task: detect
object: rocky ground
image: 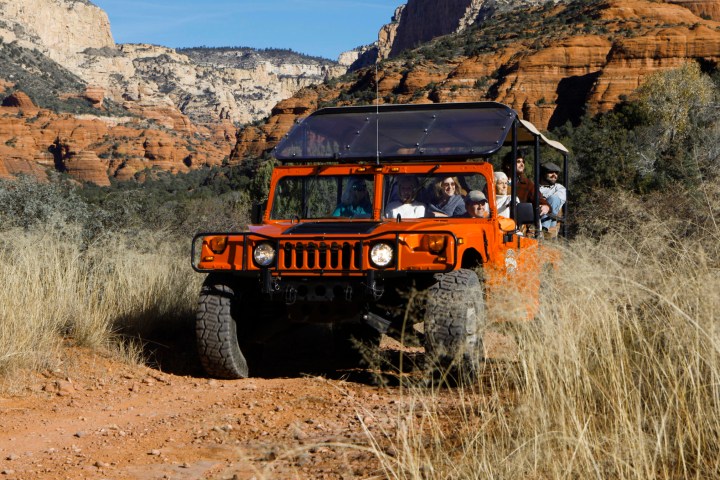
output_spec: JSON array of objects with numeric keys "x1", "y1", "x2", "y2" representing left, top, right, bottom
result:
[{"x1": 0, "y1": 330, "x2": 436, "y2": 480}]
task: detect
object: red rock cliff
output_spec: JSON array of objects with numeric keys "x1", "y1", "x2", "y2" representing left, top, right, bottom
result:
[{"x1": 232, "y1": 0, "x2": 720, "y2": 159}]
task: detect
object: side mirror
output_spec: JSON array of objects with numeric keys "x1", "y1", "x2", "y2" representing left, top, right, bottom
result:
[
  {"x1": 515, "y1": 202, "x2": 535, "y2": 225},
  {"x1": 251, "y1": 203, "x2": 266, "y2": 224}
]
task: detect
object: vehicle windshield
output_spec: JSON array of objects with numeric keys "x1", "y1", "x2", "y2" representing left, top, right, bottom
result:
[
  {"x1": 383, "y1": 173, "x2": 489, "y2": 219},
  {"x1": 269, "y1": 172, "x2": 490, "y2": 221},
  {"x1": 270, "y1": 175, "x2": 375, "y2": 220}
]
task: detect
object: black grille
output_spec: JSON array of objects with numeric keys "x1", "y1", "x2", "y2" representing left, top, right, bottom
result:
[{"x1": 280, "y1": 241, "x2": 362, "y2": 271}]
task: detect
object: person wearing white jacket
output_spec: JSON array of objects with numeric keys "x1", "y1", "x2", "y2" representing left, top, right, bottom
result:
[
  {"x1": 493, "y1": 171, "x2": 518, "y2": 218},
  {"x1": 385, "y1": 176, "x2": 426, "y2": 219}
]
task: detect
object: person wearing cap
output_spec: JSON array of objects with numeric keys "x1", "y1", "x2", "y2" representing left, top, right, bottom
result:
[
  {"x1": 501, "y1": 148, "x2": 550, "y2": 217},
  {"x1": 539, "y1": 161, "x2": 566, "y2": 230},
  {"x1": 461, "y1": 190, "x2": 490, "y2": 218}
]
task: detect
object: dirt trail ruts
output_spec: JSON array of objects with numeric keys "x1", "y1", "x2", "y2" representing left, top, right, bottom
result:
[{"x1": 0, "y1": 334, "x2": 426, "y2": 480}]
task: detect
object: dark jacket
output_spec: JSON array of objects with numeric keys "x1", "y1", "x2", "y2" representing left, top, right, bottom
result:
[
  {"x1": 428, "y1": 194, "x2": 466, "y2": 217},
  {"x1": 514, "y1": 174, "x2": 549, "y2": 207}
]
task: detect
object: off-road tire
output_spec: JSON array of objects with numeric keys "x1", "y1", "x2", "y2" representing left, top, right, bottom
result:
[
  {"x1": 196, "y1": 277, "x2": 249, "y2": 379},
  {"x1": 424, "y1": 268, "x2": 485, "y2": 376}
]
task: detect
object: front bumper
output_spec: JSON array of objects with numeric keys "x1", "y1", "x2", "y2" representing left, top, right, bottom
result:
[{"x1": 191, "y1": 229, "x2": 459, "y2": 281}]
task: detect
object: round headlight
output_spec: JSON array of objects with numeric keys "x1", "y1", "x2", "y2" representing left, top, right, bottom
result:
[
  {"x1": 253, "y1": 242, "x2": 276, "y2": 267},
  {"x1": 370, "y1": 242, "x2": 394, "y2": 268}
]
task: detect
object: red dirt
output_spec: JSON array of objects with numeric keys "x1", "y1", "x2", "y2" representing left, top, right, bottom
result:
[{"x1": 0, "y1": 335, "x2": 427, "y2": 480}]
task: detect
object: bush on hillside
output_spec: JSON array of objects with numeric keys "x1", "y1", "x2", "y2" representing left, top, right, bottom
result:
[{"x1": 555, "y1": 62, "x2": 720, "y2": 235}]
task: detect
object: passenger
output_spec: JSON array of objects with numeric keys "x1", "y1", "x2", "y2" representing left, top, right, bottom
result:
[
  {"x1": 385, "y1": 176, "x2": 426, "y2": 219},
  {"x1": 461, "y1": 190, "x2": 490, "y2": 218},
  {"x1": 494, "y1": 171, "x2": 518, "y2": 218},
  {"x1": 539, "y1": 162, "x2": 566, "y2": 230},
  {"x1": 428, "y1": 176, "x2": 467, "y2": 217},
  {"x1": 332, "y1": 178, "x2": 372, "y2": 218},
  {"x1": 501, "y1": 148, "x2": 550, "y2": 217}
]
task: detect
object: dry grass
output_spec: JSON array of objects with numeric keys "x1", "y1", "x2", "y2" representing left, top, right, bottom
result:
[
  {"x1": 0, "y1": 227, "x2": 201, "y2": 382},
  {"x1": 367, "y1": 199, "x2": 720, "y2": 478},
  {"x1": 2, "y1": 182, "x2": 718, "y2": 477}
]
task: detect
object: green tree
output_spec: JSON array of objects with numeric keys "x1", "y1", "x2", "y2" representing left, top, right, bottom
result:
[{"x1": 635, "y1": 62, "x2": 715, "y2": 149}]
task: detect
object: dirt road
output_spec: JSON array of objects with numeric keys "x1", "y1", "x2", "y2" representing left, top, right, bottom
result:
[{"x1": 0, "y1": 332, "x2": 427, "y2": 480}]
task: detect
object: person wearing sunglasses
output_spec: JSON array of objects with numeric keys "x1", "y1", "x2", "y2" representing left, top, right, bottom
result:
[
  {"x1": 428, "y1": 176, "x2": 467, "y2": 217},
  {"x1": 461, "y1": 190, "x2": 490, "y2": 218},
  {"x1": 332, "y1": 178, "x2": 372, "y2": 218},
  {"x1": 385, "y1": 175, "x2": 426, "y2": 219}
]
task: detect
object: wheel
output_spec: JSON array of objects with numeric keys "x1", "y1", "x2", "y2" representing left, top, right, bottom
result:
[
  {"x1": 423, "y1": 268, "x2": 485, "y2": 376},
  {"x1": 195, "y1": 276, "x2": 249, "y2": 379}
]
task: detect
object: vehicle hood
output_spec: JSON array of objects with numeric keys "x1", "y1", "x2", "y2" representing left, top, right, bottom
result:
[{"x1": 248, "y1": 218, "x2": 466, "y2": 237}]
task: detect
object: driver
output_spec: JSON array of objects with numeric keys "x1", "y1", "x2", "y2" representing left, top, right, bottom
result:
[{"x1": 332, "y1": 178, "x2": 372, "y2": 217}]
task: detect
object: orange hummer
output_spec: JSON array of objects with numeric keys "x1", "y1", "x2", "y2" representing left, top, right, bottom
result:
[{"x1": 192, "y1": 102, "x2": 569, "y2": 379}]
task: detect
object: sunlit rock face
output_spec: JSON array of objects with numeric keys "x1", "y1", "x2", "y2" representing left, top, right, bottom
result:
[
  {"x1": 0, "y1": 0, "x2": 345, "y2": 184},
  {"x1": 233, "y1": 0, "x2": 720, "y2": 159},
  {"x1": 667, "y1": 0, "x2": 720, "y2": 20}
]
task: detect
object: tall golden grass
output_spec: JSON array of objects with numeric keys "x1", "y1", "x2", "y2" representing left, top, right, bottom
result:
[
  {"x1": 0, "y1": 227, "x2": 200, "y2": 379},
  {"x1": 367, "y1": 192, "x2": 720, "y2": 479}
]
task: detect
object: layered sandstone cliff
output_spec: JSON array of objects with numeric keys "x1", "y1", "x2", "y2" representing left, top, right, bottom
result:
[
  {"x1": 667, "y1": 0, "x2": 720, "y2": 20},
  {"x1": 0, "y1": 0, "x2": 345, "y2": 184},
  {"x1": 232, "y1": 0, "x2": 720, "y2": 160},
  {"x1": 0, "y1": 0, "x2": 114, "y2": 65},
  {"x1": 0, "y1": 93, "x2": 231, "y2": 184},
  {"x1": 359, "y1": 0, "x2": 720, "y2": 64},
  {"x1": 370, "y1": 0, "x2": 564, "y2": 60},
  {"x1": 0, "y1": 0, "x2": 344, "y2": 126}
]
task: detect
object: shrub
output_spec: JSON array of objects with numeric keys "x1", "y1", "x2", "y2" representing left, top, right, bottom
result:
[
  {"x1": 0, "y1": 226, "x2": 200, "y2": 379},
  {"x1": 555, "y1": 62, "x2": 720, "y2": 200},
  {"x1": 365, "y1": 181, "x2": 720, "y2": 479},
  {"x1": 635, "y1": 62, "x2": 716, "y2": 150}
]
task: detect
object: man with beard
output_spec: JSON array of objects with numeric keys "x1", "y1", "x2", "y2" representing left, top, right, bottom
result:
[{"x1": 538, "y1": 161, "x2": 566, "y2": 231}]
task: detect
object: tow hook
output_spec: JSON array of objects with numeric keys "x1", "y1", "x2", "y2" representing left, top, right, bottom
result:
[{"x1": 285, "y1": 286, "x2": 297, "y2": 305}]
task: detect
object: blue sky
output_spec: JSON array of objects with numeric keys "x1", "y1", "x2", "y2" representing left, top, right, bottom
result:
[{"x1": 91, "y1": 0, "x2": 399, "y2": 60}]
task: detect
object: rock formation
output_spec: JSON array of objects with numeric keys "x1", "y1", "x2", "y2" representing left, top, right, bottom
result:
[
  {"x1": 350, "y1": 0, "x2": 565, "y2": 64},
  {"x1": 2, "y1": 0, "x2": 720, "y2": 184},
  {"x1": 0, "y1": 0, "x2": 346, "y2": 184},
  {"x1": 355, "y1": 0, "x2": 719, "y2": 64},
  {"x1": 0, "y1": 92, "x2": 231, "y2": 185},
  {"x1": 233, "y1": 0, "x2": 720, "y2": 159},
  {"x1": 667, "y1": 0, "x2": 720, "y2": 20}
]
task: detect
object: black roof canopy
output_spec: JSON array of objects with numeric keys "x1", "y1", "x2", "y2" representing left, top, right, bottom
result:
[{"x1": 274, "y1": 102, "x2": 524, "y2": 163}]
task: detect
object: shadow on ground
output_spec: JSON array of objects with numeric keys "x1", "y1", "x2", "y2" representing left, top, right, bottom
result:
[{"x1": 137, "y1": 323, "x2": 426, "y2": 386}]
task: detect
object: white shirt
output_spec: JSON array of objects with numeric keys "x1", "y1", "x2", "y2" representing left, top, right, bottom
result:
[
  {"x1": 385, "y1": 201, "x2": 426, "y2": 219},
  {"x1": 495, "y1": 195, "x2": 519, "y2": 218},
  {"x1": 539, "y1": 183, "x2": 567, "y2": 204}
]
